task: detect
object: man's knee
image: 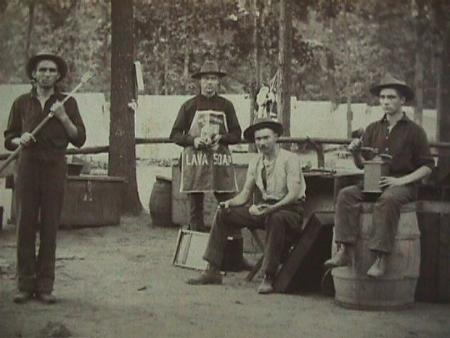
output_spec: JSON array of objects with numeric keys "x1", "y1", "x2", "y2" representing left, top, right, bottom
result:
[
  {"x1": 337, "y1": 185, "x2": 360, "y2": 204},
  {"x1": 376, "y1": 191, "x2": 401, "y2": 209},
  {"x1": 266, "y1": 212, "x2": 289, "y2": 232},
  {"x1": 217, "y1": 207, "x2": 241, "y2": 227}
]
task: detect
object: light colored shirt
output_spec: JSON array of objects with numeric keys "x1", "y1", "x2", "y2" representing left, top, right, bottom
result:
[{"x1": 246, "y1": 148, "x2": 306, "y2": 202}]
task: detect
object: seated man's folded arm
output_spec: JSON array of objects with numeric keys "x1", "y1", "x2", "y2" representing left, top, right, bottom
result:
[
  {"x1": 268, "y1": 156, "x2": 303, "y2": 212},
  {"x1": 228, "y1": 171, "x2": 256, "y2": 207},
  {"x1": 228, "y1": 160, "x2": 257, "y2": 207}
]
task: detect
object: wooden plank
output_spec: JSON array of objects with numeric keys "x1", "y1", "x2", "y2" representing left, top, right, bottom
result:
[
  {"x1": 274, "y1": 212, "x2": 333, "y2": 293},
  {"x1": 416, "y1": 212, "x2": 440, "y2": 301},
  {"x1": 245, "y1": 255, "x2": 263, "y2": 282},
  {"x1": 417, "y1": 201, "x2": 450, "y2": 214},
  {"x1": 438, "y1": 213, "x2": 450, "y2": 301}
]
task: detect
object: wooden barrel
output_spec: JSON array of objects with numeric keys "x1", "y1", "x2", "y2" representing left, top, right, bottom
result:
[
  {"x1": 149, "y1": 176, "x2": 174, "y2": 227},
  {"x1": 332, "y1": 202, "x2": 420, "y2": 310},
  {"x1": 416, "y1": 201, "x2": 450, "y2": 302}
]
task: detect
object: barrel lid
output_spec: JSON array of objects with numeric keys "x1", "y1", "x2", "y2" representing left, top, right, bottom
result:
[
  {"x1": 361, "y1": 202, "x2": 417, "y2": 212},
  {"x1": 66, "y1": 175, "x2": 126, "y2": 182}
]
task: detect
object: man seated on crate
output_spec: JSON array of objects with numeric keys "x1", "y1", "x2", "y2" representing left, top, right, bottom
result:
[{"x1": 186, "y1": 115, "x2": 306, "y2": 294}]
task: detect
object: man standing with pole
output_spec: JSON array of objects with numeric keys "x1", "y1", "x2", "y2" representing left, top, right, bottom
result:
[{"x1": 4, "y1": 52, "x2": 86, "y2": 304}]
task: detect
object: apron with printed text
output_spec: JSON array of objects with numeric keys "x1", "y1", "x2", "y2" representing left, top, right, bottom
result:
[{"x1": 180, "y1": 109, "x2": 237, "y2": 193}]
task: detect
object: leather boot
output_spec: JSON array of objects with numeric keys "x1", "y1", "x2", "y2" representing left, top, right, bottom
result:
[
  {"x1": 257, "y1": 275, "x2": 274, "y2": 294},
  {"x1": 13, "y1": 291, "x2": 33, "y2": 304},
  {"x1": 186, "y1": 270, "x2": 222, "y2": 285}
]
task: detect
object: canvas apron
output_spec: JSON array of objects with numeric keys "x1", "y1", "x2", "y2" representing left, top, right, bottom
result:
[{"x1": 180, "y1": 109, "x2": 237, "y2": 193}]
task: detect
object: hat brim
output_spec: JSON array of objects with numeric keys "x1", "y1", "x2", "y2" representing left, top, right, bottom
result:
[
  {"x1": 191, "y1": 71, "x2": 227, "y2": 79},
  {"x1": 26, "y1": 54, "x2": 68, "y2": 81},
  {"x1": 370, "y1": 83, "x2": 415, "y2": 102},
  {"x1": 243, "y1": 121, "x2": 284, "y2": 143}
]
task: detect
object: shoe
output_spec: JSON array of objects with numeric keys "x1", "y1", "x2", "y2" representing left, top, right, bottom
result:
[
  {"x1": 257, "y1": 275, "x2": 274, "y2": 294},
  {"x1": 367, "y1": 256, "x2": 386, "y2": 278},
  {"x1": 186, "y1": 270, "x2": 222, "y2": 285},
  {"x1": 36, "y1": 293, "x2": 56, "y2": 304},
  {"x1": 324, "y1": 249, "x2": 350, "y2": 268},
  {"x1": 13, "y1": 291, "x2": 33, "y2": 304}
]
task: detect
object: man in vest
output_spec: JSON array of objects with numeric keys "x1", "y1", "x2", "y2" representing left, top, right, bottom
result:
[{"x1": 186, "y1": 117, "x2": 306, "y2": 294}]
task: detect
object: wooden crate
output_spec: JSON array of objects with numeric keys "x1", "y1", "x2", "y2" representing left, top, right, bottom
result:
[{"x1": 60, "y1": 175, "x2": 125, "y2": 228}]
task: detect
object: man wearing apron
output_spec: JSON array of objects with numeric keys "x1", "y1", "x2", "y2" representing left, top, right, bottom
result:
[{"x1": 170, "y1": 60, "x2": 242, "y2": 232}]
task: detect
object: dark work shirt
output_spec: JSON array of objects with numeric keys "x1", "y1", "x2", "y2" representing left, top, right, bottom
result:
[
  {"x1": 4, "y1": 87, "x2": 86, "y2": 159},
  {"x1": 169, "y1": 94, "x2": 242, "y2": 147},
  {"x1": 362, "y1": 113, "x2": 434, "y2": 176}
]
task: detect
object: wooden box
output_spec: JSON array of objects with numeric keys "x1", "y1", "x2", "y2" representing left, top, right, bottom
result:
[
  {"x1": 60, "y1": 175, "x2": 125, "y2": 228},
  {"x1": 363, "y1": 159, "x2": 390, "y2": 193}
]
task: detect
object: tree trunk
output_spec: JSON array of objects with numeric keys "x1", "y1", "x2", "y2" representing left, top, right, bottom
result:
[
  {"x1": 277, "y1": 0, "x2": 291, "y2": 137},
  {"x1": 437, "y1": 14, "x2": 450, "y2": 183},
  {"x1": 431, "y1": 1, "x2": 443, "y2": 141},
  {"x1": 414, "y1": 0, "x2": 425, "y2": 125},
  {"x1": 25, "y1": 2, "x2": 35, "y2": 62},
  {"x1": 163, "y1": 45, "x2": 169, "y2": 95},
  {"x1": 326, "y1": 50, "x2": 337, "y2": 111},
  {"x1": 346, "y1": 95, "x2": 352, "y2": 139},
  {"x1": 109, "y1": 0, "x2": 142, "y2": 214},
  {"x1": 248, "y1": 0, "x2": 263, "y2": 152}
]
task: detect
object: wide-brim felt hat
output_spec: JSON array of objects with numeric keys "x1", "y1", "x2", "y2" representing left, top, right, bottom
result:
[
  {"x1": 192, "y1": 60, "x2": 226, "y2": 79},
  {"x1": 26, "y1": 52, "x2": 68, "y2": 81},
  {"x1": 370, "y1": 74, "x2": 415, "y2": 102},
  {"x1": 243, "y1": 117, "x2": 284, "y2": 142}
]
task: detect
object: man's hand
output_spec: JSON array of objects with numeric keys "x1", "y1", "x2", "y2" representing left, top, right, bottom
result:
[
  {"x1": 211, "y1": 134, "x2": 222, "y2": 146},
  {"x1": 18, "y1": 132, "x2": 36, "y2": 147},
  {"x1": 379, "y1": 176, "x2": 406, "y2": 189},
  {"x1": 218, "y1": 200, "x2": 231, "y2": 209},
  {"x1": 194, "y1": 137, "x2": 208, "y2": 149},
  {"x1": 248, "y1": 203, "x2": 272, "y2": 216},
  {"x1": 50, "y1": 101, "x2": 68, "y2": 121},
  {"x1": 348, "y1": 138, "x2": 362, "y2": 153}
]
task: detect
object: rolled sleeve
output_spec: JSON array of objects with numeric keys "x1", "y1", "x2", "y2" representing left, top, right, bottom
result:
[
  {"x1": 219, "y1": 101, "x2": 241, "y2": 145},
  {"x1": 169, "y1": 103, "x2": 195, "y2": 147},
  {"x1": 4, "y1": 99, "x2": 22, "y2": 151},
  {"x1": 413, "y1": 126, "x2": 434, "y2": 170},
  {"x1": 66, "y1": 97, "x2": 86, "y2": 148}
]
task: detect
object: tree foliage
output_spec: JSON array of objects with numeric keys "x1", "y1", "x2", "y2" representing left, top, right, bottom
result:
[{"x1": 0, "y1": 0, "x2": 448, "y2": 109}]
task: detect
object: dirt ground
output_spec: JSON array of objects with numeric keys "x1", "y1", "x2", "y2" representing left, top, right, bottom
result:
[{"x1": 1, "y1": 214, "x2": 449, "y2": 338}]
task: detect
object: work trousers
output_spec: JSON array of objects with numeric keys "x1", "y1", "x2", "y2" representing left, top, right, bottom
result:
[
  {"x1": 188, "y1": 192, "x2": 235, "y2": 232},
  {"x1": 334, "y1": 184, "x2": 417, "y2": 253},
  {"x1": 204, "y1": 203, "x2": 303, "y2": 276},
  {"x1": 15, "y1": 151, "x2": 66, "y2": 293}
]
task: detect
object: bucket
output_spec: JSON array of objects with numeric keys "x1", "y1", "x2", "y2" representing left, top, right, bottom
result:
[
  {"x1": 149, "y1": 176, "x2": 174, "y2": 227},
  {"x1": 221, "y1": 235, "x2": 244, "y2": 272},
  {"x1": 332, "y1": 202, "x2": 420, "y2": 310}
]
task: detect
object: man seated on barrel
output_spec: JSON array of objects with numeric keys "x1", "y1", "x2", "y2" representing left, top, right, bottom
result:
[
  {"x1": 187, "y1": 116, "x2": 306, "y2": 294},
  {"x1": 325, "y1": 75, "x2": 434, "y2": 277}
]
